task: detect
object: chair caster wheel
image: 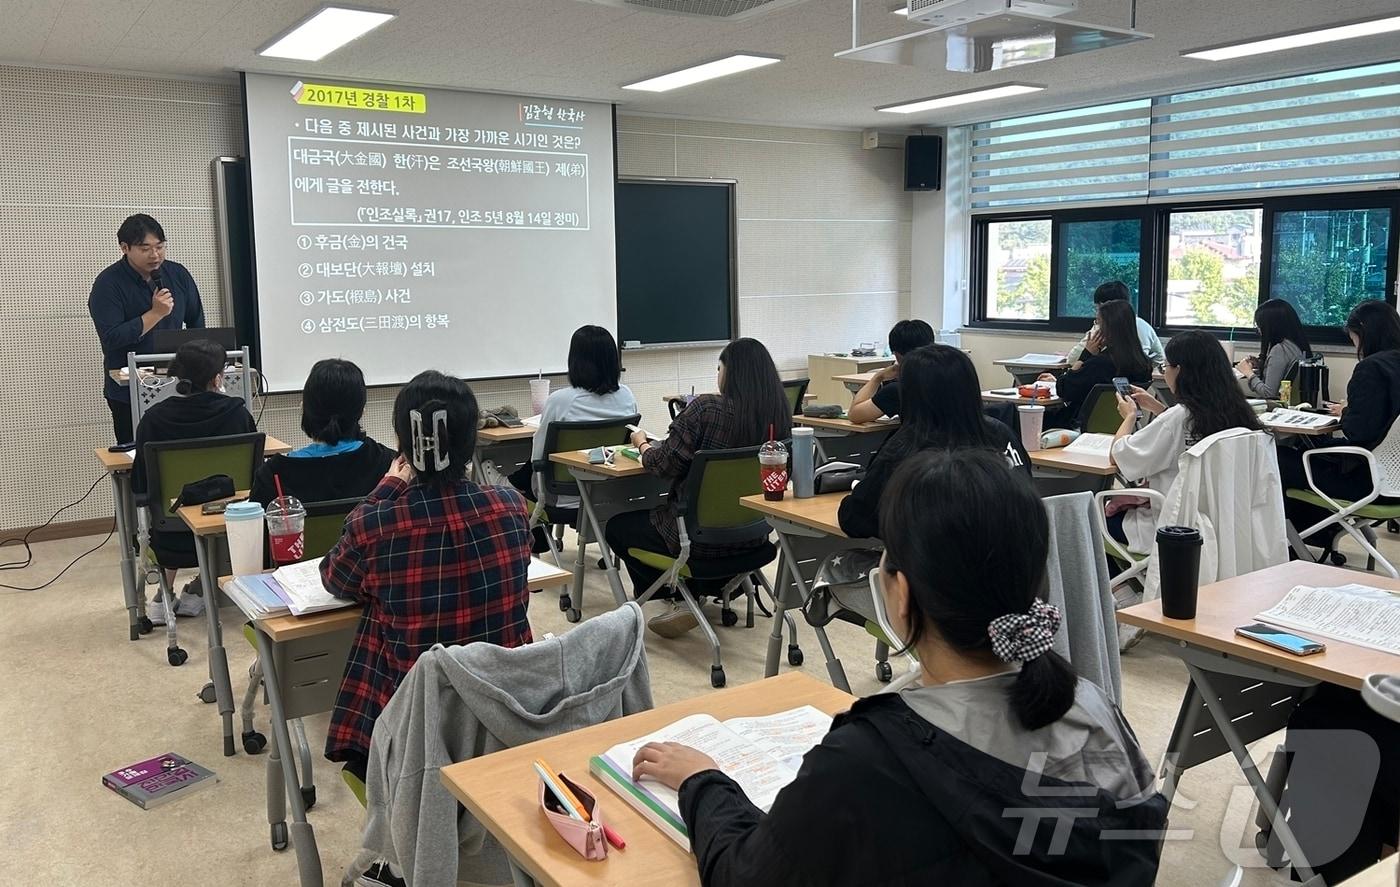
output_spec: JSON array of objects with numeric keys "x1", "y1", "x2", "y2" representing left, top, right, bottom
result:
[
  {"x1": 271, "y1": 822, "x2": 288, "y2": 851},
  {"x1": 558, "y1": 595, "x2": 571, "y2": 612},
  {"x1": 137, "y1": 616, "x2": 154, "y2": 635},
  {"x1": 876, "y1": 661, "x2": 893, "y2": 683},
  {"x1": 199, "y1": 682, "x2": 217, "y2": 704},
  {"x1": 721, "y1": 609, "x2": 738, "y2": 628},
  {"x1": 597, "y1": 558, "x2": 607, "y2": 570},
  {"x1": 1388, "y1": 520, "x2": 1399, "y2": 535},
  {"x1": 1329, "y1": 551, "x2": 1348, "y2": 566},
  {"x1": 242, "y1": 731, "x2": 267, "y2": 754},
  {"x1": 788, "y1": 645, "x2": 804, "y2": 667},
  {"x1": 710, "y1": 666, "x2": 726, "y2": 689},
  {"x1": 565, "y1": 608, "x2": 581, "y2": 623},
  {"x1": 302, "y1": 786, "x2": 317, "y2": 811},
  {"x1": 167, "y1": 647, "x2": 188, "y2": 666}
]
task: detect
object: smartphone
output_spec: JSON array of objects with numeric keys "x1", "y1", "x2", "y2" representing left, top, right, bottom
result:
[
  {"x1": 1112, "y1": 376, "x2": 1133, "y2": 398},
  {"x1": 200, "y1": 497, "x2": 243, "y2": 515},
  {"x1": 1235, "y1": 623, "x2": 1326, "y2": 656},
  {"x1": 991, "y1": 388, "x2": 1018, "y2": 396}
]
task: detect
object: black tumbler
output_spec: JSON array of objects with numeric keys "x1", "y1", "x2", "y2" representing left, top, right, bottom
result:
[{"x1": 1156, "y1": 526, "x2": 1204, "y2": 619}]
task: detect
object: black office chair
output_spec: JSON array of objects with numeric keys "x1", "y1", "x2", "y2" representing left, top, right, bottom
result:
[{"x1": 782, "y1": 378, "x2": 810, "y2": 416}]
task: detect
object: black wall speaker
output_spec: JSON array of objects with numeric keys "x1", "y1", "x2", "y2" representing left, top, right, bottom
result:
[{"x1": 904, "y1": 135, "x2": 943, "y2": 192}]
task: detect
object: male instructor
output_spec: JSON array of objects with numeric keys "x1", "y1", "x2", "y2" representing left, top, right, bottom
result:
[{"x1": 89, "y1": 214, "x2": 205, "y2": 442}]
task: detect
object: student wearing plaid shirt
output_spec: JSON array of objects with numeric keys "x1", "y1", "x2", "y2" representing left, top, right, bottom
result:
[
  {"x1": 321, "y1": 370, "x2": 532, "y2": 780},
  {"x1": 607, "y1": 338, "x2": 792, "y2": 638}
]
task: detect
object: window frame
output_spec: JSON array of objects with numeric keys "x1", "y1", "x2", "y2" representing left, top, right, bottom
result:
[{"x1": 969, "y1": 190, "x2": 1400, "y2": 346}]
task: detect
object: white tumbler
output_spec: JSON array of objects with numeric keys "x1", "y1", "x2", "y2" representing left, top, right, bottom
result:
[
  {"x1": 225, "y1": 500, "x2": 266, "y2": 576},
  {"x1": 1018, "y1": 404, "x2": 1045, "y2": 453},
  {"x1": 529, "y1": 379, "x2": 551, "y2": 416}
]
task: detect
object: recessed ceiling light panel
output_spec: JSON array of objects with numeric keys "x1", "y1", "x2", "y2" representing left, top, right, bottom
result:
[
  {"x1": 1182, "y1": 14, "x2": 1400, "y2": 61},
  {"x1": 258, "y1": 5, "x2": 396, "y2": 61},
  {"x1": 623, "y1": 53, "x2": 783, "y2": 92},
  {"x1": 877, "y1": 82, "x2": 1045, "y2": 114}
]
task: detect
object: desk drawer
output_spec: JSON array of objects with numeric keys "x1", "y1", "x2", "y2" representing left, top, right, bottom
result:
[{"x1": 270, "y1": 628, "x2": 356, "y2": 721}]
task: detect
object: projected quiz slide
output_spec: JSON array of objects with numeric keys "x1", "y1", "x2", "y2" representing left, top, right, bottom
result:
[{"x1": 242, "y1": 72, "x2": 617, "y2": 391}]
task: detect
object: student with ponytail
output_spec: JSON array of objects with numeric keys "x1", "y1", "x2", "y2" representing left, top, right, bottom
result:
[
  {"x1": 131, "y1": 337, "x2": 256, "y2": 623},
  {"x1": 633, "y1": 449, "x2": 1168, "y2": 886},
  {"x1": 250, "y1": 358, "x2": 393, "y2": 507},
  {"x1": 321, "y1": 370, "x2": 533, "y2": 780}
]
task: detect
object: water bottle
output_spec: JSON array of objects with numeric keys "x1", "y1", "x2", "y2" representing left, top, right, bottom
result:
[{"x1": 792, "y1": 427, "x2": 816, "y2": 499}]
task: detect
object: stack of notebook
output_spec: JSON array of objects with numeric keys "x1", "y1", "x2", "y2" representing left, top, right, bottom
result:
[{"x1": 222, "y1": 557, "x2": 353, "y2": 620}]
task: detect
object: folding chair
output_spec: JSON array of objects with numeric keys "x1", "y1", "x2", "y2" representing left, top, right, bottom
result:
[
  {"x1": 629, "y1": 445, "x2": 796, "y2": 688},
  {"x1": 1285, "y1": 414, "x2": 1400, "y2": 578},
  {"x1": 239, "y1": 497, "x2": 360, "y2": 814},
  {"x1": 1077, "y1": 383, "x2": 1124, "y2": 434},
  {"x1": 140, "y1": 432, "x2": 265, "y2": 666},
  {"x1": 782, "y1": 378, "x2": 810, "y2": 415},
  {"x1": 531, "y1": 415, "x2": 639, "y2": 621}
]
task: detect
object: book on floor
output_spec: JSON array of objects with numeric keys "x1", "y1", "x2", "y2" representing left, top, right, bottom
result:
[
  {"x1": 588, "y1": 705, "x2": 832, "y2": 849},
  {"x1": 103, "y1": 753, "x2": 218, "y2": 810}
]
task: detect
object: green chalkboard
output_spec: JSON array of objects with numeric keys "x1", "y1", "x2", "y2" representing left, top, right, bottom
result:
[{"x1": 615, "y1": 179, "x2": 736, "y2": 348}]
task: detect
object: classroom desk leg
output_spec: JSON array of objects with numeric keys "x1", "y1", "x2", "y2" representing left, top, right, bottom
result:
[
  {"x1": 574, "y1": 478, "x2": 629, "y2": 608},
  {"x1": 1180, "y1": 658, "x2": 1316, "y2": 884},
  {"x1": 770, "y1": 529, "x2": 853, "y2": 694},
  {"x1": 193, "y1": 534, "x2": 236, "y2": 757},
  {"x1": 111, "y1": 471, "x2": 142, "y2": 641},
  {"x1": 764, "y1": 551, "x2": 796, "y2": 678},
  {"x1": 253, "y1": 626, "x2": 323, "y2": 887}
]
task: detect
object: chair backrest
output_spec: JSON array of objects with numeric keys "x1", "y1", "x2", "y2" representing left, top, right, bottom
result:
[
  {"x1": 538, "y1": 416, "x2": 640, "y2": 497},
  {"x1": 302, "y1": 497, "x2": 362, "y2": 559},
  {"x1": 782, "y1": 378, "x2": 810, "y2": 416},
  {"x1": 144, "y1": 432, "x2": 265, "y2": 533},
  {"x1": 1077, "y1": 384, "x2": 1122, "y2": 434},
  {"x1": 677, "y1": 445, "x2": 771, "y2": 548},
  {"x1": 1369, "y1": 413, "x2": 1400, "y2": 497}
]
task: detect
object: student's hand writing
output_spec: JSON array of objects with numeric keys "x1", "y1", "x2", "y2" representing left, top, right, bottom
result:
[
  {"x1": 387, "y1": 454, "x2": 415, "y2": 482},
  {"x1": 632, "y1": 742, "x2": 720, "y2": 791},
  {"x1": 1328, "y1": 401, "x2": 1345, "y2": 417},
  {"x1": 630, "y1": 430, "x2": 649, "y2": 448}
]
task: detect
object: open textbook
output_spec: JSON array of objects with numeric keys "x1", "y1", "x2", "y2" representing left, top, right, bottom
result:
[
  {"x1": 1256, "y1": 583, "x2": 1400, "y2": 656},
  {"x1": 589, "y1": 705, "x2": 832, "y2": 848}
]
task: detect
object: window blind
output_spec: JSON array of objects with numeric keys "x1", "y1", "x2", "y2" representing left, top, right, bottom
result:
[{"x1": 969, "y1": 61, "x2": 1400, "y2": 213}]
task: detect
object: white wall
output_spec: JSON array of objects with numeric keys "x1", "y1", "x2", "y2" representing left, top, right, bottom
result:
[{"x1": 0, "y1": 65, "x2": 910, "y2": 532}]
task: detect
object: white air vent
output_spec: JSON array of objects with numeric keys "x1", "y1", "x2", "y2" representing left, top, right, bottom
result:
[
  {"x1": 579, "y1": 0, "x2": 812, "y2": 20},
  {"x1": 908, "y1": 0, "x2": 1077, "y2": 25}
]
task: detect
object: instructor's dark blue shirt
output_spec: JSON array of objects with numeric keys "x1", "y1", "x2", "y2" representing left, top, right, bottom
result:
[{"x1": 88, "y1": 257, "x2": 204, "y2": 402}]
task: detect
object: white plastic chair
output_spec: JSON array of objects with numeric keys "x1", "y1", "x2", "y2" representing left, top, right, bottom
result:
[
  {"x1": 1287, "y1": 414, "x2": 1400, "y2": 579},
  {"x1": 1092, "y1": 488, "x2": 1166, "y2": 591}
]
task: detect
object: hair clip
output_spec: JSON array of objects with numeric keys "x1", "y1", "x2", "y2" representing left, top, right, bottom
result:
[{"x1": 410, "y1": 408, "x2": 450, "y2": 472}]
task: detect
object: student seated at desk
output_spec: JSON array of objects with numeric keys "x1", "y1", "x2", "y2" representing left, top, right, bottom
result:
[
  {"x1": 250, "y1": 358, "x2": 393, "y2": 507},
  {"x1": 1277, "y1": 300, "x2": 1400, "y2": 549},
  {"x1": 1235, "y1": 298, "x2": 1311, "y2": 400},
  {"x1": 1107, "y1": 330, "x2": 1261, "y2": 554},
  {"x1": 608, "y1": 337, "x2": 791, "y2": 638},
  {"x1": 132, "y1": 338, "x2": 256, "y2": 623},
  {"x1": 848, "y1": 318, "x2": 934, "y2": 423},
  {"x1": 1066, "y1": 280, "x2": 1164, "y2": 366},
  {"x1": 838, "y1": 344, "x2": 1029, "y2": 539},
  {"x1": 1046, "y1": 299, "x2": 1153, "y2": 427},
  {"x1": 506, "y1": 325, "x2": 637, "y2": 549},
  {"x1": 320, "y1": 370, "x2": 532, "y2": 781},
  {"x1": 633, "y1": 449, "x2": 1168, "y2": 886}
]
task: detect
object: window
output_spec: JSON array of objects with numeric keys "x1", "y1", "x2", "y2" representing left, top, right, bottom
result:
[
  {"x1": 1165, "y1": 208, "x2": 1262, "y2": 327},
  {"x1": 983, "y1": 219, "x2": 1051, "y2": 320},
  {"x1": 1056, "y1": 217, "x2": 1143, "y2": 318},
  {"x1": 1268, "y1": 202, "x2": 1395, "y2": 328}
]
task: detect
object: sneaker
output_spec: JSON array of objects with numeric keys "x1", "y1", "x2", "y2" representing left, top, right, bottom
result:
[
  {"x1": 647, "y1": 601, "x2": 699, "y2": 638},
  {"x1": 175, "y1": 588, "x2": 205, "y2": 618},
  {"x1": 357, "y1": 861, "x2": 406, "y2": 887},
  {"x1": 147, "y1": 597, "x2": 169, "y2": 627}
]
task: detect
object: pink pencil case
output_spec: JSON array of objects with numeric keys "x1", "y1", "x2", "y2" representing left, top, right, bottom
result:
[{"x1": 539, "y1": 773, "x2": 608, "y2": 860}]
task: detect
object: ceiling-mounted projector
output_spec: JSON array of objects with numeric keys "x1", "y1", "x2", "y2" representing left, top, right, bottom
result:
[{"x1": 906, "y1": 0, "x2": 1078, "y2": 26}]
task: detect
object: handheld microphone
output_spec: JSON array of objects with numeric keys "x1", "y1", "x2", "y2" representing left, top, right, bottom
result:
[{"x1": 150, "y1": 269, "x2": 163, "y2": 293}]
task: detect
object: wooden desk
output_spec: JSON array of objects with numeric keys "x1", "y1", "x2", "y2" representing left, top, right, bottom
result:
[
  {"x1": 548, "y1": 449, "x2": 662, "y2": 616},
  {"x1": 981, "y1": 390, "x2": 1064, "y2": 408},
  {"x1": 738, "y1": 492, "x2": 882, "y2": 689},
  {"x1": 1028, "y1": 447, "x2": 1117, "y2": 477},
  {"x1": 94, "y1": 435, "x2": 292, "y2": 474},
  {"x1": 222, "y1": 559, "x2": 572, "y2": 886},
  {"x1": 1118, "y1": 561, "x2": 1399, "y2": 691},
  {"x1": 1119, "y1": 561, "x2": 1400, "y2": 881},
  {"x1": 1339, "y1": 858, "x2": 1396, "y2": 887},
  {"x1": 794, "y1": 415, "x2": 898, "y2": 434},
  {"x1": 474, "y1": 424, "x2": 537, "y2": 480},
  {"x1": 993, "y1": 356, "x2": 1069, "y2": 384},
  {"x1": 176, "y1": 492, "x2": 251, "y2": 536},
  {"x1": 833, "y1": 371, "x2": 878, "y2": 394},
  {"x1": 478, "y1": 425, "x2": 536, "y2": 443},
  {"x1": 739, "y1": 492, "x2": 848, "y2": 538},
  {"x1": 807, "y1": 354, "x2": 894, "y2": 408},
  {"x1": 440, "y1": 673, "x2": 855, "y2": 887}
]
